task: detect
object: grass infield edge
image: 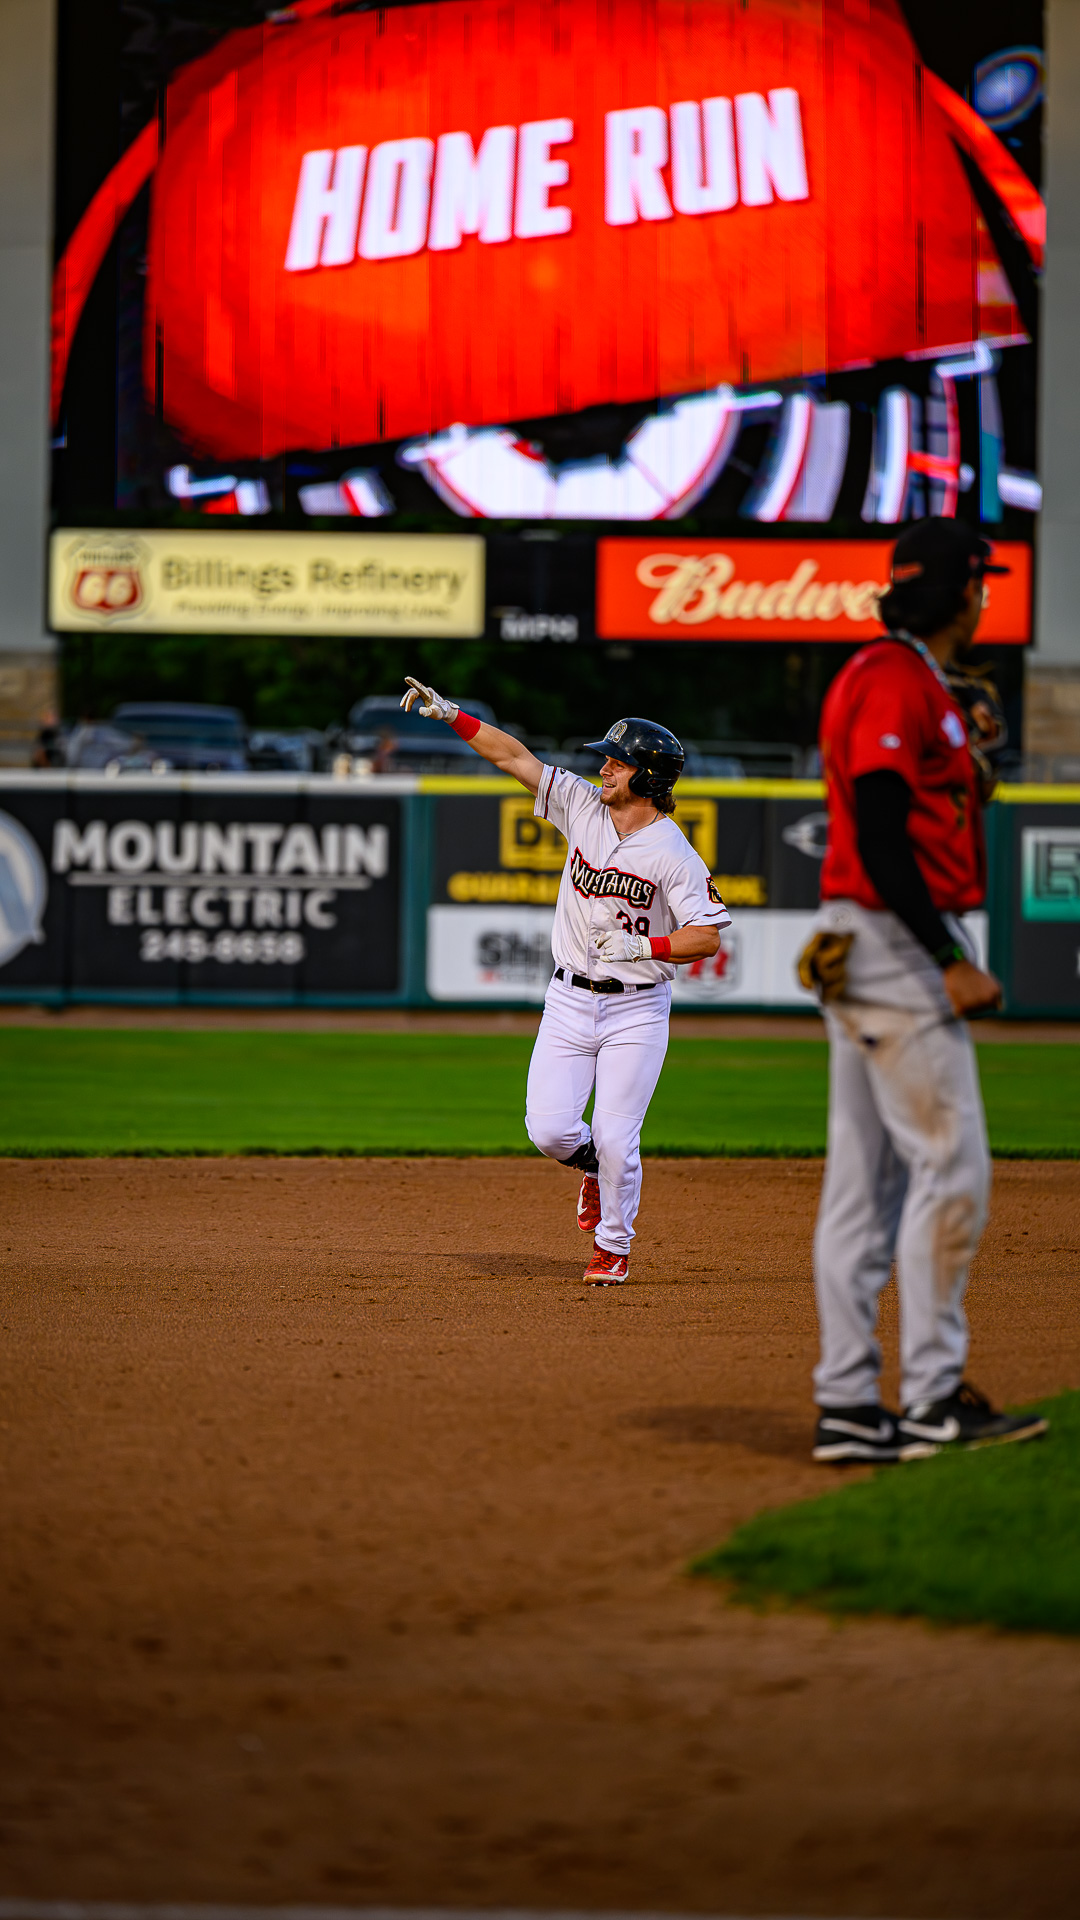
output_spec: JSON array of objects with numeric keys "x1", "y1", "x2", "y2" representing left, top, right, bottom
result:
[
  {"x1": 0, "y1": 1143, "x2": 826, "y2": 1159},
  {"x1": 689, "y1": 1392, "x2": 1080, "y2": 1636},
  {"x1": 0, "y1": 1144, "x2": 1077, "y2": 1160}
]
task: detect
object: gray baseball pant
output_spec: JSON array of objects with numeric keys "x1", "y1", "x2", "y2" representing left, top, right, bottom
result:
[{"x1": 811, "y1": 903, "x2": 992, "y2": 1412}]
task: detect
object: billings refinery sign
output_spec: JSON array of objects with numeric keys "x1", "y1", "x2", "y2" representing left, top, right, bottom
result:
[
  {"x1": 0, "y1": 781, "x2": 404, "y2": 1001},
  {"x1": 49, "y1": 531, "x2": 484, "y2": 637},
  {"x1": 51, "y1": 0, "x2": 1042, "y2": 466}
]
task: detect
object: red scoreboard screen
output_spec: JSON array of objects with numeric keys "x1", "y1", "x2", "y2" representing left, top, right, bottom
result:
[{"x1": 53, "y1": 0, "x2": 1043, "y2": 551}]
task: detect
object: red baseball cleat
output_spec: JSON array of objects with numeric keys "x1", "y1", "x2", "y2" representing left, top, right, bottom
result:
[
  {"x1": 577, "y1": 1173, "x2": 601, "y2": 1232},
  {"x1": 584, "y1": 1242, "x2": 628, "y2": 1286}
]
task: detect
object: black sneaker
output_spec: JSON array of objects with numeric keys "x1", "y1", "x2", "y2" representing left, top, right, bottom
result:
[
  {"x1": 898, "y1": 1380, "x2": 1049, "y2": 1458},
  {"x1": 813, "y1": 1405, "x2": 903, "y2": 1464}
]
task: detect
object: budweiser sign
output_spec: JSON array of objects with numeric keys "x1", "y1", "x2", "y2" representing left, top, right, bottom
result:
[{"x1": 596, "y1": 538, "x2": 1032, "y2": 642}]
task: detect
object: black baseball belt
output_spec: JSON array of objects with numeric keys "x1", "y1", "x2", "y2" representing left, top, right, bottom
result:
[{"x1": 554, "y1": 968, "x2": 655, "y2": 995}]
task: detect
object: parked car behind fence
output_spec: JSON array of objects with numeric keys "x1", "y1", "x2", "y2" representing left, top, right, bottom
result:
[
  {"x1": 108, "y1": 703, "x2": 249, "y2": 773},
  {"x1": 328, "y1": 694, "x2": 501, "y2": 776}
]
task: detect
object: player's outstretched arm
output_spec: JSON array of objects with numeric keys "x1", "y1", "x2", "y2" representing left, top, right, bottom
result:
[{"x1": 401, "y1": 676, "x2": 544, "y2": 795}]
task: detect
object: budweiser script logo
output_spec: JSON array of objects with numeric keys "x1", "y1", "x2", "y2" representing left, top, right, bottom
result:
[
  {"x1": 636, "y1": 553, "x2": 886, "y2": 626},
  {"x1": 570, "y1": 848, "x2": 656, "y2": 909}
]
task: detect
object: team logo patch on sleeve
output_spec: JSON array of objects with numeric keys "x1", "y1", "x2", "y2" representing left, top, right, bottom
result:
[
  {"x1": 707, "y1": 878, "x2": 724, "y2": 905},
  {"x1": 570, "y1": 848, "x2": 656, "y2": 909}
]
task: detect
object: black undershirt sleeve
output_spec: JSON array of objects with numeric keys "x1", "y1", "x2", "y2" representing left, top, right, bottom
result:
[{"x1": 853, "y1": 769, "x2": 956, "y2": 966}]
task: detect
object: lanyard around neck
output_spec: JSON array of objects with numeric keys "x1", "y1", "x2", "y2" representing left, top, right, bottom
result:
[{"x1": 893, "y1": 629, "x2": 955, "y2": 701}]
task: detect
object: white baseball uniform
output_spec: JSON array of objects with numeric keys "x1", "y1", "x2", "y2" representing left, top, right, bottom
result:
[
  {"x1": 810, "y1": 901, "x2": 991, "y2": 1409},
  {"x1": 525, "y1": 766, "x2": 729, "y2": 1255}
]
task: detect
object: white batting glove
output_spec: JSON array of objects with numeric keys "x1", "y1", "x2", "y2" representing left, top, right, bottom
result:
[
  {"x1": 594, "y1": 929, "x2": 651, "y2": 963},
  {"x1": 400, "y1": 675, "x2": 459, "y2": 723}
]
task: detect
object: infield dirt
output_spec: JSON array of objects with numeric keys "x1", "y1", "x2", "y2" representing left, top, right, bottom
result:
[{"x1": 2, "y1": 1155, "x2": 1079, "y2": 1919}]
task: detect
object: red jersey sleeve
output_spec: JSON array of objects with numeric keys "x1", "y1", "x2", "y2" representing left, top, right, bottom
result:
[
  {"x1": 819, "y1": 640, "x2": 985, "y2": 914},
  {"x1": 842, "y1": 655, "x2": 932, "y2": 789}
]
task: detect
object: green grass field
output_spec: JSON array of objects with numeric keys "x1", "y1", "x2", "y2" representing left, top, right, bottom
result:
[
  {"x1": 694, "y1": 1390, "x2": 1080, "y2": 1635},
  {"x1": 0, "y1": 1029, "x2": 1075, "y2": 1156}
]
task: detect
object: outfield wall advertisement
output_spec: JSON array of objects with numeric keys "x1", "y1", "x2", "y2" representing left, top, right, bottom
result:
[
  {"x1": 424, "y1": 785, "x2": 990, "y2": 1005},
  {"x1": 50, "y1": 531, "x2": 485, "y2": 637},
  {"x1": 596, "y1": 538, "x2": 1033, "y2": 643},
  {"x1": 0, "y1": 776, "x2": 1070, "y2": 1012},
  {"x1": 0, "y1": 778, "x2": 404, "y2": 1000},
  {"x1": 423, "y1": 781, "x2": 831, "y2": 1004},
  {"x1": 1007, "y1": 809, "x2": 1080, "y2": 1012}
]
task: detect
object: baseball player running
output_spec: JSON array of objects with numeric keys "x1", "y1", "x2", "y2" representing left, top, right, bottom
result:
[
  {"x1": 800, "y1": 518, "x2": 1048, "y2": 1462},
  {"x1": 401, "y1": 678, "x2": 729, "y2": 1282}
]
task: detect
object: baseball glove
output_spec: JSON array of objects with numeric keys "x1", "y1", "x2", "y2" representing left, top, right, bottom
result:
[
  {"x1": 944, "y1": 663, "x2": 1008, "y2": 801},
  {"x1": 797, "y1": 930, "x2": 854, "y2": 1003}
]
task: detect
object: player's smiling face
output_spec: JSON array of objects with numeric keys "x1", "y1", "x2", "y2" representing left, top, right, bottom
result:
[{"x1": 599, "y1": 756, "x2": 635, "y2": 806}]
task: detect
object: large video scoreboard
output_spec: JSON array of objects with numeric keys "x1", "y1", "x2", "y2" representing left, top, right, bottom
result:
[{"x1": 51, "y1": 0, "x2": 1044, "y2": 640}]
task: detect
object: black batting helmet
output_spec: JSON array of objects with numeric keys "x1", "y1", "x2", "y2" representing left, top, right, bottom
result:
[{"x1": 583, "y1": 717, "x2": 685, "y2": 811}]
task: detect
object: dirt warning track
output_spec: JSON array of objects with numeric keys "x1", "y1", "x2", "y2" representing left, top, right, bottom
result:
[{"x1": 1, "y1": 1156, "x2": 1079, "y2": 1918}]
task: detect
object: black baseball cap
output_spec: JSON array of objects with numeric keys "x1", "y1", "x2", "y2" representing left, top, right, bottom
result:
[{"x1": 889, "y1": 517, "x2": 1009, "y2": 590}]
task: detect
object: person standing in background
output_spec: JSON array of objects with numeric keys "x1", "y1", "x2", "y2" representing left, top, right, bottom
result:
[{"x1": 800, "y1": 518, "x2": 1047, "y2": 1465}]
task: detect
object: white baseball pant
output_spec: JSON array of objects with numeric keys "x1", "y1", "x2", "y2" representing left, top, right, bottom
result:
[
  {"x1": 525, "y1": 972, "x2": 671, "y2": 1255},
  {"x1": 811, "y1": 903, "x2": 992, "y2": 1411}
]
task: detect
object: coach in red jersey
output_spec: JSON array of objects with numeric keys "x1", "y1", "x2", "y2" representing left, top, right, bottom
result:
[{"x1": 800, "y1": 518, "x2": 1047, "y2": 1464}]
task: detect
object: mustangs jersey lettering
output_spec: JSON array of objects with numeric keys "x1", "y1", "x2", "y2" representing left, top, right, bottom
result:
[
  {"x1": 568, "y1": 849, "x2": 657, "y2": 910},
  {"x1": 535, "y1": 765, "x2": 730, "y2": 984}
]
